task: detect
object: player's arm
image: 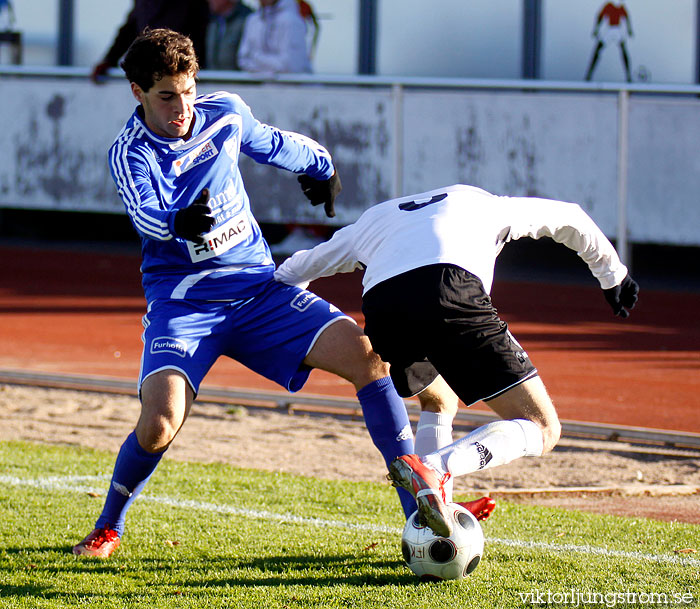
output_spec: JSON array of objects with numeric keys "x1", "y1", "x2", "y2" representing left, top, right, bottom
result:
[
  {"x1": 234, "y1": 95, "x2": 339, "y2": 217},
  {"x1": 110, "y1": 146, "x2": 173, "y2": 240},
  {"x1": 110, "y1": 145, "x2": 212, "y2": 243},
  {"x1": 501, "y1": 196, "x2": 638, "y2": 317},
  {"x1": 274, "y1": 224, "x2": 361, "y2": 288},
  {"x1": 236, "y1": 95, "x2": 333, "y2": 177}
]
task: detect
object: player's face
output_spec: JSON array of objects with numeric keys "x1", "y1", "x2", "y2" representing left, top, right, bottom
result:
[{"x1": 131, "y1": 73, "x2": 197, "y2": 140}]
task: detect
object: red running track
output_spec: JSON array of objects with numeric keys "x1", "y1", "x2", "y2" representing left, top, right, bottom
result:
[{"x1": 1, "y1": 245, "x2": 698, "y2": 433}]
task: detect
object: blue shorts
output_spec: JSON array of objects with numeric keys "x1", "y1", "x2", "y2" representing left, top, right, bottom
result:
[{"x1": 139, "y1": 281, "x2": 352, "y2": 394}]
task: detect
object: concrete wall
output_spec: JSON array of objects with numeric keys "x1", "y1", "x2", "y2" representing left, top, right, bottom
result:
[{"x1": 1, "y1": 72, "x2": 700, "y2": 247}]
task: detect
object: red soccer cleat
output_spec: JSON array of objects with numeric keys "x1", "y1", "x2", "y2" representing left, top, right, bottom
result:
[
  {"x1": 456, "y1": 496, "x2": 497, "y2": 521},
  {"x1": 388, "y1": 454, "x2": 452, "y2": 538},
  {"x1": 72, "y1": 527, "x2": 121, "y2": 558}
]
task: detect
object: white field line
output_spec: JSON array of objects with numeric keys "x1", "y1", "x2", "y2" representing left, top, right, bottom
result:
[{"x1": 2, "y1": 474, "x2": 698, "y2": 567}]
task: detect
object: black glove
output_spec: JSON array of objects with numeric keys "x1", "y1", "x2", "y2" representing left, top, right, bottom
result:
[
  {"x1": 173, "y1": 188, "x2": 215, "y2": 245},
  {"x1": 603, "y1": 273, "x2": 639, "y2": 318},
  {"x1": 298, "y1": 171, "x2": 341, "y2": 218}
]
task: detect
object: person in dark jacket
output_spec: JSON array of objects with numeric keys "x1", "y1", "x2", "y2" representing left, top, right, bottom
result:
[{"x1": 90, "y1": 0, "x2": 210, "y2": 83}]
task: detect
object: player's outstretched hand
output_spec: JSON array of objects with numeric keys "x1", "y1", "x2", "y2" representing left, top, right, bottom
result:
[
  {"x1": 298, "y1": 171, "x2": 341, "y2": 218},
  {"x1": 603, "y1": 273, "x2": 639, "y2": 318},
  {"x1": 174, "y1": 188, "x2": 215, "y2": 245}
]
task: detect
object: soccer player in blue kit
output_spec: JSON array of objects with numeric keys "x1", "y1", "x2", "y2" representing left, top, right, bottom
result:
[{"x1": 73, "y1": 27, "x2": 418, "y2": 557}]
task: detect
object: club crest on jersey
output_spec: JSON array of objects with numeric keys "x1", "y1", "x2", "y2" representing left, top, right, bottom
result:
[
  {"x1": 290, "y1": 291, "x2": 320, "y2": 312},
  {"x1": 150, "y1": 336, "x2": 187, "y2": 357},
  {"x1": 172, "y1": 140, "x2": 218, "y2": 176}
]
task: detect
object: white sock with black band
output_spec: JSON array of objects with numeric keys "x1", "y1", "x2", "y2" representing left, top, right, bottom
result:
[{"x1": 423, "y1": 419, "x2": 544, "y2": 479}]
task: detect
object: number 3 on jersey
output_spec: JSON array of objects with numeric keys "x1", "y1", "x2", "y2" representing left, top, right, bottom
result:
[{"x1": 398, "y1": 192, "x2": 447, "y2": 212}]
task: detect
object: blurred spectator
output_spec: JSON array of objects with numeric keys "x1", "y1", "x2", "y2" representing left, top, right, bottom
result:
[
  {"x1": 90, "y1": 0, "x2": 210, "y2": 83},
  {"x1": 205, "y1": 0, "x2": 253, "y2": 70},
  {"x1": 239, "y1": 0, "x2": 319, "y2": 254},
  {"x1": 297, "y1": 0, "x2": 320, "y2": 59},
  {"x1": 0, "y1": 0, "x2": 16, "y2": 30},
  {"x1": 237, "y1": 0, "x2": 312, "y2": 74}
]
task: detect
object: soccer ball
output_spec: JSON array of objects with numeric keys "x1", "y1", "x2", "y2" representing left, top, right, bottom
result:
[{"x1": 401, "y1": 502, "x2": 484, "y2": 581}]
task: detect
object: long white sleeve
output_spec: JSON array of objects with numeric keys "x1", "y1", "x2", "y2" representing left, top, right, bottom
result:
[
  {"x1": 501, "y1": 197, "x2": 628, "y2": 289},
  {"x1": 274, "y1": 224, "x2": 363, "y2": 286}
]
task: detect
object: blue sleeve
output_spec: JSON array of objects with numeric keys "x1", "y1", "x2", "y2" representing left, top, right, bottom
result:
[
  {"x1": 234, "y1": 95, "x2": 334, "y2": 180},
  {"x1": 109, "y1": 142, "x2": 176, "y2": 242}
]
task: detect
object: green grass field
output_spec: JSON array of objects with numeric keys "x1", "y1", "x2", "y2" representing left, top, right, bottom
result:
[{"x1": 0, "y1": 440, "x2": 698, "y2": 609}]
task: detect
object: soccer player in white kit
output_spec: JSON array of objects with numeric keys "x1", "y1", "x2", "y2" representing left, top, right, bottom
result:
[{"x1": 275, "y1": 184, "x2": 639, "y2": 537}]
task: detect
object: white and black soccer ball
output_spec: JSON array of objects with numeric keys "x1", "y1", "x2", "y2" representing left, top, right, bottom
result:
[{"x1": 401, "y1": 502, "x2": 484, "y2": 581}]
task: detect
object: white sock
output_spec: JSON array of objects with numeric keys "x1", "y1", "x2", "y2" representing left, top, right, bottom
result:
[
  {"x1": 432, "y1": 419, "x2": 544, "y2": 479},
  {"x1": 414, "y1": 411, "x2": 454, "y2": 501},
  {"x1": 414, "y1": 411, "x2": 454, "y2": 455}
]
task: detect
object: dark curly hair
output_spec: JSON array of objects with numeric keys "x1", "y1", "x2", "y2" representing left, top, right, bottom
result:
[{"x1": 120, "y1": 28, "x2": 199, "y2": 92}]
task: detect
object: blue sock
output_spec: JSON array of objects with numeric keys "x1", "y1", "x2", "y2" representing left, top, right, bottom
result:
[
  {"x1": 357, "y1": 377, "x2": 417, "y2": 518},
  {"x1": 95, "y1": 431, "x2": 164, "y2": 536}
]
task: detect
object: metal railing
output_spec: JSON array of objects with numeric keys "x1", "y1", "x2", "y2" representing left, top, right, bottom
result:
[{"x1": 3, "y1": 66, "x2": 700, "y2": 265}]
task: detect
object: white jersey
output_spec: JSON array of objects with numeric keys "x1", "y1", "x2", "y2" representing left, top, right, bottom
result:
[{"x1": 274, "y1": 184, "x2": 628, "y2": 295}]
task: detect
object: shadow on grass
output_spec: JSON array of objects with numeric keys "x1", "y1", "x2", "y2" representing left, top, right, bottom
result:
[
  {"x1": 192, "y1": 552, "x2": 417, "y2": 587},
  {"x1": 0, "y1": 546, "x2": 423, "y2": 598}
]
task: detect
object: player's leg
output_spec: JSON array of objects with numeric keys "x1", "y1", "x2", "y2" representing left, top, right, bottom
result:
[
  {"x1": 304, "y1": 319, "x2": 417, "y2": 517},
  {"x1": 99, "y1": 370, "x2": 194, "y2": 529},
  {"x1": 414, "y1": 376, "x2": 496, "y2": 520},
  {"x1": 225, "y1": 282, "x2": 416, "y2": 517},
  {"x1": 416, "y1": 374, "x2": 459, "y2": 416},
  {"x1": 415, "y1": 376, "x2": 457, "y2": 500},
  {"x1": 422, "y1": 376, "x2": 561, "y2": 480},
  {"x1": 136, "y1": 369, "x2": 194, "y2": 452},
  {"x1": 74, "y1": 299, "x2": 218, "y2": 557},
  {"x1": 391, "y1": 377, "x2": 554, "y2": 534},
  {"x1": 388, "y1": 265, "x2": 549, "y2": 532},
  {"x1": 485, "y1": 374, "x2": 561, "y2": 453},
  {"x1": 358, "y1": 266, "x2": 463, "y2": 521},
  {"x1": 303, "y1": 317, "x2": 387, "y2": 390},
  {"x1": 414, "y1": 266, "x2": 560, "y2": 478},
  {"x1": 73, "y1": 370, "x2": 195, "y2": 557}
]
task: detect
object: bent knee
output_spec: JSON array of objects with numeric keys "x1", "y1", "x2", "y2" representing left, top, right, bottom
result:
[
  {"x1": 344, "y1": 340, "x2": 391, "y2": 388},
  {"x1": 305, "y1": 320, "x2": 390, "y2": 388},
  {"x1": 539, "y1": 418, "x2": 561, "y2": 454},
  {"x1": 136, "y1": 411, "x2": 181, "y2": 452},
  {"x1": 417, "y1": 376, "x2": 459, "y2": 417}
]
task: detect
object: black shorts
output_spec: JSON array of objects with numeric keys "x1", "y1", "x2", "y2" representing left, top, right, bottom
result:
[{"x1": 362, "y1": 264, "x2": 537, "y2": 404}]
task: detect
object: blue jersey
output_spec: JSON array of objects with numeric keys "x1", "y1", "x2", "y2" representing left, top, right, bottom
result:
[{"x1": 109, "y1": 91, "x2": 334, "y2": 303}]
